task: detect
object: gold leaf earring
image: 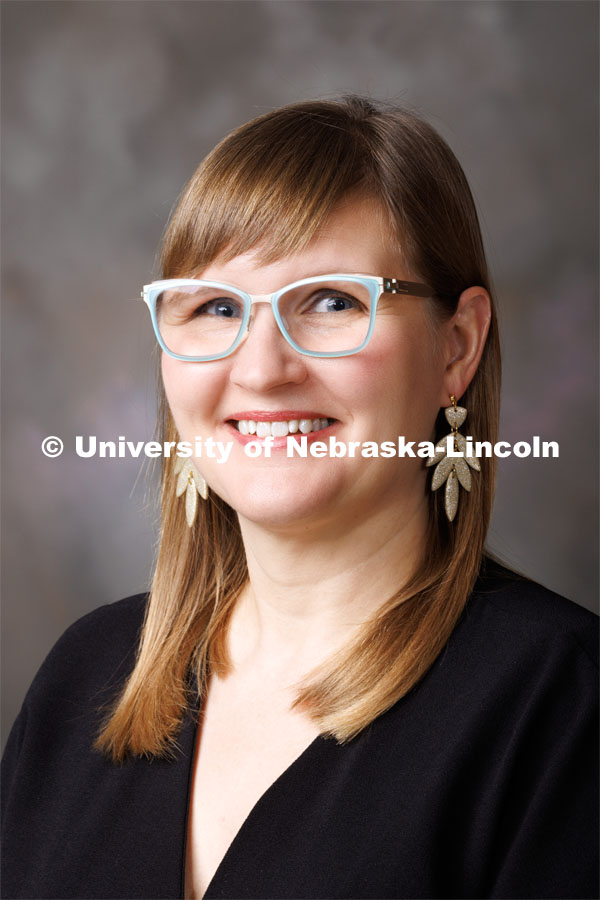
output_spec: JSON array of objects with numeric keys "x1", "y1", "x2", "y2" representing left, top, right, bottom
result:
[
  {"x1": 426, "y1": 396, "x2": 480, "y2": 521},
  {"x1": 173, "y1": 457, "x2": 208, "y2": 527}
]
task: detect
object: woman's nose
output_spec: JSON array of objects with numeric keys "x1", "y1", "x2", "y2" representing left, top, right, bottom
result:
[{"x1": 228, "y1": 302, "x2": 308, "y2": 392}]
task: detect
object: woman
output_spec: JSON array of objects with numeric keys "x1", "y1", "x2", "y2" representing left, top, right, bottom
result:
[{"x1": 2, "y1": 96, "x2": 597, "y2": 900}]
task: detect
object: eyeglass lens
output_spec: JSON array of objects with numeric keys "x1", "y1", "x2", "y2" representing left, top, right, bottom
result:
[{"x1": 155, "y1": 279, "x2": 374, "y2": 358}]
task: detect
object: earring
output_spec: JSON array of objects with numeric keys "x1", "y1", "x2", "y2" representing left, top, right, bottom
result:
[
  {"x1": 173, "y1": 457, "x2": 208, "y2": 527},
  {"x1": 426, "y1": 396, "x2": 480, "y2": 522}
]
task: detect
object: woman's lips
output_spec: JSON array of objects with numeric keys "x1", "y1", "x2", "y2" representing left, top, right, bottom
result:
[{"x1": 224, "y1": 413, "x2": 337, "y2": 449}]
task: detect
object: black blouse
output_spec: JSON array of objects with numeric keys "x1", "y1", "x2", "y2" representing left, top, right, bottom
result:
[{"x1": 1, "y1": 561, "x2": 598, "y2": 900}]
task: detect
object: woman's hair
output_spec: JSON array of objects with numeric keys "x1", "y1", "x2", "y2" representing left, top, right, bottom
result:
[{"x1": 96, "y1": 95, "x2": 500, "y2": 761}]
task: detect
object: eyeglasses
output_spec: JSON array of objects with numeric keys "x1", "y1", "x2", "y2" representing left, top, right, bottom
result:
[{"x1": 141, "y1": 273, "x2": 433, "y2": 361}]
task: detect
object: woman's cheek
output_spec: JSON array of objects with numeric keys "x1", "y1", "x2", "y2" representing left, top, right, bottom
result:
[{"x1": 161, "y1": 355, "x2": 220, "y2": 421}]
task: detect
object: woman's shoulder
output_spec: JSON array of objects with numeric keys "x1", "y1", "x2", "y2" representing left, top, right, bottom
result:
[
  {"x1": 23, "y1": 592, "x2": 149, "y2": 712},
  {"x1": 472, "y1": 556, "x2": 597, "y2": 623},
  {"x1": 468, "y1": 557, "x2": 599, "y2": 636},
  {"x1": 374, "y1": 558, "x2": 598, "y2": 791},
  {"x1": 2, "y1": 594, "x2": 150, "y2": 807},
  {"x1": 465, "y1": 557, "x2": 598, "y2": 662}
]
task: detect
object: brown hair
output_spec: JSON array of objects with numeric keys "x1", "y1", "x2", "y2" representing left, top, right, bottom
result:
[{"x1": 96, "y1": 96, "x2": 500, "y2": 761}]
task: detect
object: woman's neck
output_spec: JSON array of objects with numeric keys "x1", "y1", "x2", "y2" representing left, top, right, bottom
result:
[{"x1": 227, "y1": 491, "x2": 428, "y2": 685}]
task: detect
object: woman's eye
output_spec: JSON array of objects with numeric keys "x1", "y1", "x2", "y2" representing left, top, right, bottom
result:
[
  {"x1": 310, "y1": 292, "x2": 362, "y2": 313},
  {"x1": 196, "y1": 298, "x2": 243, "y2": 318}
]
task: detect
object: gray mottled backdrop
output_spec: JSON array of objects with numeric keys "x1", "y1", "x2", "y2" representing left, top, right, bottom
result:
[{"x1": 2, "y1": 0, "x2": 598, "y2": 747}]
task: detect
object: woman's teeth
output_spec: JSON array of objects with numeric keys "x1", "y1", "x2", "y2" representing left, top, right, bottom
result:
[{"x1": 235, "y1": 418, "x2": 332, "y2": 437}]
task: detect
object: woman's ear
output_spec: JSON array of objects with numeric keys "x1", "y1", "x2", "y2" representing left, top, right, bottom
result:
[{"x1": 439, "y1": 286, "x2": 491, "y2": 404}]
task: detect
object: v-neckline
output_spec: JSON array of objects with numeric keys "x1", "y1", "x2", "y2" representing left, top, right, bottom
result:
[{"x1": 179, "y1": 707, "x2": 327, "y2": 900}]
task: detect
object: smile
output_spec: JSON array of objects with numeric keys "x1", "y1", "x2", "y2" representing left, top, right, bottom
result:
[{"x1": 230, "y1": 417, "x2": 335, "y2": 437}]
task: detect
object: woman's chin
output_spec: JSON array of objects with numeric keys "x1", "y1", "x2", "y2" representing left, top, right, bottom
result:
[{"x1": 213, "y1": 471, "x2": 347, "y2": 532}]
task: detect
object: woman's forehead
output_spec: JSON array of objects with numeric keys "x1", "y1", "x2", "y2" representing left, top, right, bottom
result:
[{"x1": 196, "y1": 194, "x2": 410, "y2": 285}]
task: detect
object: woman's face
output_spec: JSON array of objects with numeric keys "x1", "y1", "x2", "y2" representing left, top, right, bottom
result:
[{"x1": 162, "y1": 194, "x2": 451, "y2": 534}]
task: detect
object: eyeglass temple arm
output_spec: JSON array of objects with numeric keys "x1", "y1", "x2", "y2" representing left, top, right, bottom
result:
[
  {"x1": 246, "y1": 279, "x2": 434, "y2": 302},
  {"x1": 383, "y1": 278, "x2": 433, "y2": 298}
]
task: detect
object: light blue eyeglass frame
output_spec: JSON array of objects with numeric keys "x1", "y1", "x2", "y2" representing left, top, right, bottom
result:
[{"x1": 141, "y1": 273, "x2": 433, "y2": 361}]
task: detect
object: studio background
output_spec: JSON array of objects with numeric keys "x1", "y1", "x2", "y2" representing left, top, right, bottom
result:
[{"x1": 2, "y1": 0, "x2": 598, "y2": 749}]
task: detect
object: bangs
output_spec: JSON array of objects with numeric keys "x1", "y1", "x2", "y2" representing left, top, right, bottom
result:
[{"x1": 161, "y1": 102, "x2": 383, "y2": 277}]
